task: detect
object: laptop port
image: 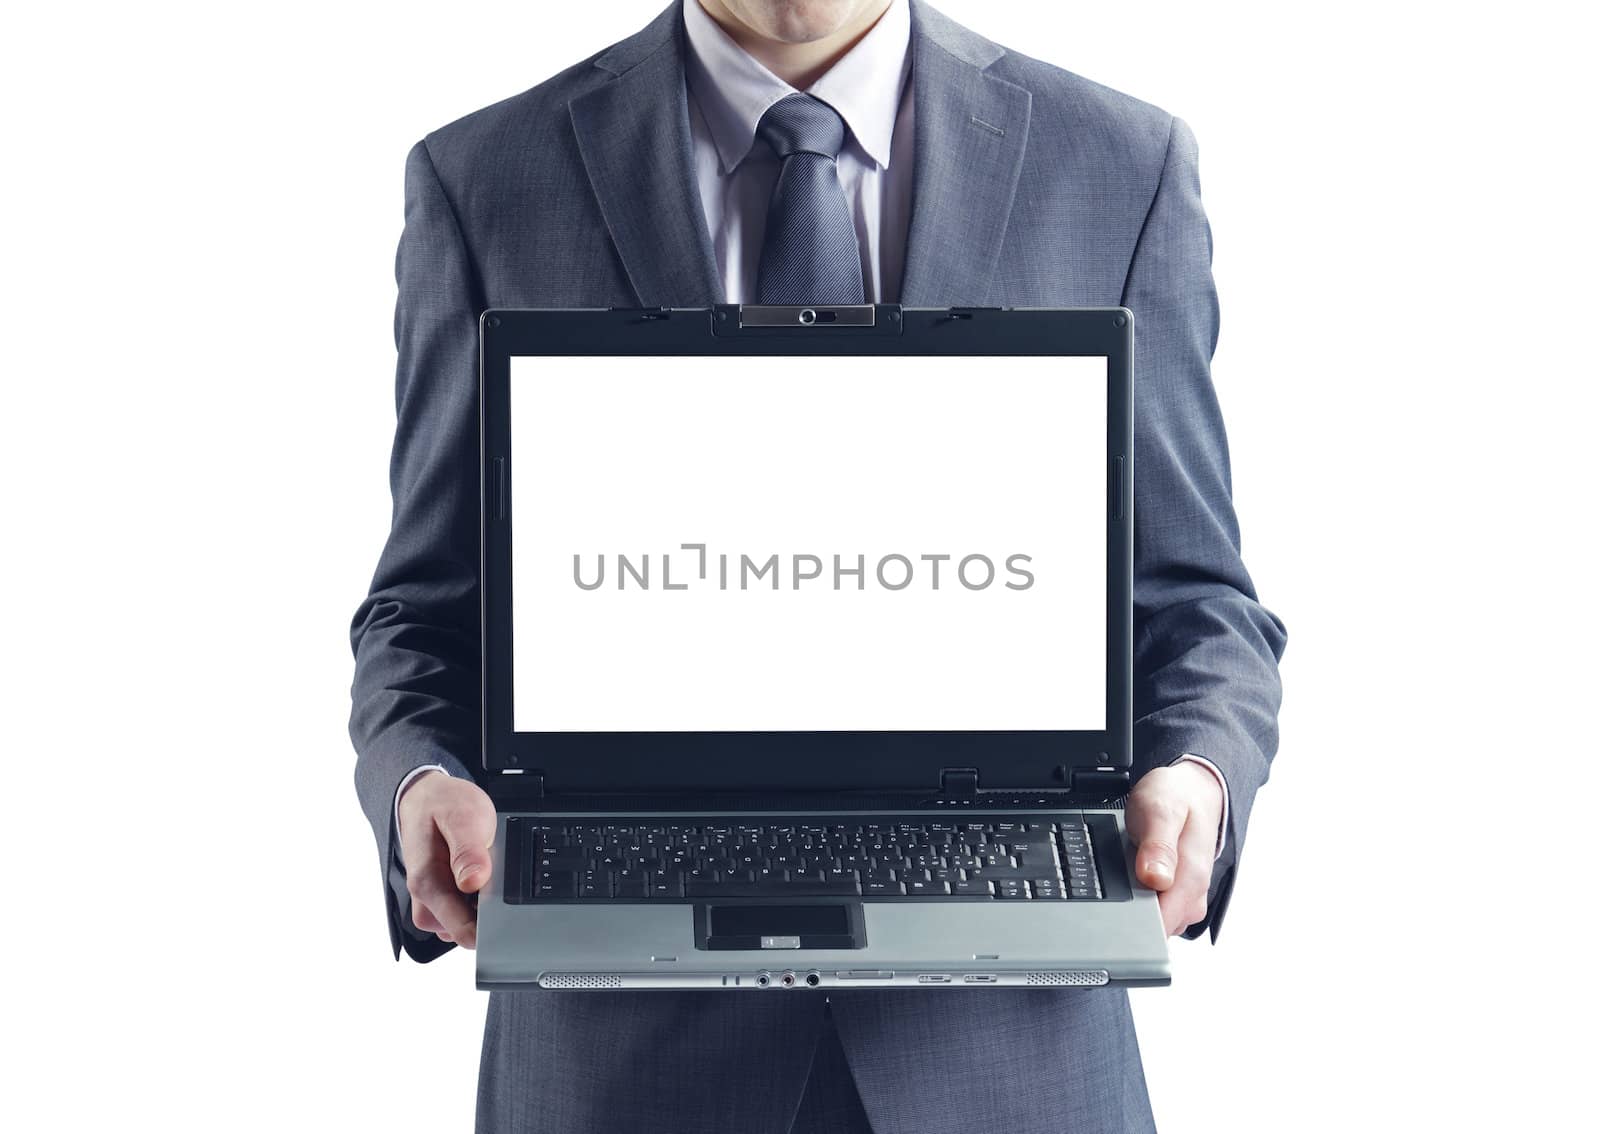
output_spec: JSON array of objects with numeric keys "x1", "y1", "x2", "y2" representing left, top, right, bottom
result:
[
  {"x1": 756, "y1": 972, "x2": 772, "y2": 988},
  {"x1": 962, "y1": 974, "x2": 998, "y2": 984},
  {"x1": 917, "y1": 974, "x2": 951, "y2": 984},
  {"x1": 804, "y1": 971, "x2": 821, "y2": 987},
  {"x1": 780, "y1": 970, "x2": 797, "y2": 987}
]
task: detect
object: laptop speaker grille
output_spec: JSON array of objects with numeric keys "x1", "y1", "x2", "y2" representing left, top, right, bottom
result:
[
  {"x1": 541, "y1": 973, "x2": 624, "y2": 990},
  {"x1": 1024, "y1": 970, "x2": 1110, "y2": 987}
]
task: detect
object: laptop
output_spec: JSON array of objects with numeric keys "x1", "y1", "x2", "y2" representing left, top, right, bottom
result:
[{"x1": 474, "y1": 303, "x2": 1169, "y2": 991}]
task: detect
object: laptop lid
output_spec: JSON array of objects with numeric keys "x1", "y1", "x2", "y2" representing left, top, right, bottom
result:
[{"x1": 479, "y1": 305, "x2": 1132, "y2": 799}]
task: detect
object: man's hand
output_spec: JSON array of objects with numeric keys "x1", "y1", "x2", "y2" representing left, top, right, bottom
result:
[
  {"x1": 1126, "y1": 761, "x2": 1225, "y2": 936},
  {"x1": 396, "y1": 771, "x2": 496, "y2": 949}
]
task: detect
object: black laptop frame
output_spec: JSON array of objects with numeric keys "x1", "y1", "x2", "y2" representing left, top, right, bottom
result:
[{"x1": 479, "y1": 305, "x2": 1133, "y2": 801}]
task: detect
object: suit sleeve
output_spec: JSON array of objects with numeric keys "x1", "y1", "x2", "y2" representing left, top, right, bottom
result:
[
  {"x1": 348, "y1": 138, "x2": 484, "y2": 962},
  {"x1": 1121, "y1": 116, "x2": 1288, "y2": 942}
]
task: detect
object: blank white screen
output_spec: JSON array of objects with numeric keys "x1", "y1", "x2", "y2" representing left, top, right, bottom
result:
[{"x1": 510, "y1": 354, "x2": 1105, "y2": 732}]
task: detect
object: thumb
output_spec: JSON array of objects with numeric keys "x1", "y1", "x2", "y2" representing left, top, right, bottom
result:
[
  {"x1": 1128, "y1": 791, "x2": 1187, "y2": 892},
  {"x1": 436, "y1": 793, "x2": 497, "y2": 893}
]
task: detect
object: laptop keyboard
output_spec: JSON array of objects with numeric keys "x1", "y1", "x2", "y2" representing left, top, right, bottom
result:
[{"x1": 512, "y1": 816, "x2": 1112, "y2": 902}]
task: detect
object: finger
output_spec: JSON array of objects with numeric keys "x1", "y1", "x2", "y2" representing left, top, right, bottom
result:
[
  {"x1": 413, "y1": 898, "x2": 474, "y2": 948},
  {"x1": 412, "y1": 902, "x2": 444, "y2": 935},
  {"x1": 407, "y1": 854, "x2": 479, "y2": 939},
  {"x1": 419, "y1": 904, "x2": 475, "y2": 948},
  {"x1": 1128, "y1": 784, "x2": 1186, "y2": 891},
  {"x1": 1157, "y1": 811, "x2": 1217, "y2": 935},
  {"x1": 436, "y1": 797, "x2": 498, "y2": 894}
]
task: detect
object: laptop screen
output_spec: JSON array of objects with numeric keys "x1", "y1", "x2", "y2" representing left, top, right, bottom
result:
[{"x1": 509, "y1": 354, "x2": 1106, "y2": 734}]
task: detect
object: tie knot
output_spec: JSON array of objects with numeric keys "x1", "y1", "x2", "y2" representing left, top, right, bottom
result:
[{"x1": 756, "y1": 93, "x2": 848, "y2": 161}]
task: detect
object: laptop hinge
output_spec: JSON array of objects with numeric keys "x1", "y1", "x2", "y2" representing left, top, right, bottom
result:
[
  {"x1": 939, "y1": 768, "x2": 980, "y2": 796},
  {"x1": 499, "y1": 769, "x2": 545, "y2": 800},
  {"x1": 1067, "y1": 768, "x2": 1130, "y2": 796}
]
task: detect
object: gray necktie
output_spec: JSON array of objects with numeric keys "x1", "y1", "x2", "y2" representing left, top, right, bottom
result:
[{"x1": 754, "y1": 93, "x2": 866, "y2": 305}]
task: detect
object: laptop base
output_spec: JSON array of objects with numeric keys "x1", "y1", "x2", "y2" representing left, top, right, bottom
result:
[{"x1": 477, "y1": 808, "x2": 1170, "y2": 991}]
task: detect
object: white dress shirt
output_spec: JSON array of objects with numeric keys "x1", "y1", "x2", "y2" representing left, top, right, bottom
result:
[{"x1": 394, "y1": 0, "x2": 1230, "y2": 865}]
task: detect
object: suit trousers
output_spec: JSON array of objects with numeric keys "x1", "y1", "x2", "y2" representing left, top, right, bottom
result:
[
  {"x1": 789, "y1": 1002, "x2": 874, "y2": 1134},
  {"x1": 475, "y1": 988, "x2": 1156, "y2": 1133}
]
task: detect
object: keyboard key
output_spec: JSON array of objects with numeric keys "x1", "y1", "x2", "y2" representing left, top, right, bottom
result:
[
  {"x1": 647, "y1": 871, "x2": 683, "y2": 898},
  {"x1": 686, "y1": 876, "x2": 860, "y2": 898},
  {"x1": 906, "y1": 878, "x2": 951, "y2": 896},
  {"x1": 952, "y1": 879, "x2": 993, "y2": 897},
  {"x1": 995, "y1": 880, "x2": 1028, "y2": 899},
  {"x1": 971, "y1": 864, "x2": 1028, "y2": 881},
  {"x1": 536, "y1": 851, "x2": 588, "y2": 871},
  {"x1": 864, "y1": 880, "x2": 906, "y2": 897},
  {"x1": 536, "y1": 870, "x2": 575, "y2": 898}
]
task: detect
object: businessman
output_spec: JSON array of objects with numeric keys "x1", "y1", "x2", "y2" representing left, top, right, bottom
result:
[{"x1": 349, "y1": 1, "x2": 1287, "y2": 1130}]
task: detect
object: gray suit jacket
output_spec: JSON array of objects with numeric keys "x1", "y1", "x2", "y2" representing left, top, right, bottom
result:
[{"x1": 349, "y1": 2, "x2": 1286, "y2": 1130}]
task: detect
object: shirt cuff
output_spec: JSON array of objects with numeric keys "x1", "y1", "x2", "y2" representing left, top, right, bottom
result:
[
  {"x1": 1174, "y1": 753, "x2": 1229, "y2": 861},
  {"x1": 392, "y1": 763, "x2": 452, "y2": 863}
]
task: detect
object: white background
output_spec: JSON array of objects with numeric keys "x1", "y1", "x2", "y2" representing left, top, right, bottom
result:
[
  {"x1": 512, "y1": 354, "x2": 1105, "y2": 732},
  {"x1": 3, "y1": 1, "x2": 1595, "y2": 1131}
]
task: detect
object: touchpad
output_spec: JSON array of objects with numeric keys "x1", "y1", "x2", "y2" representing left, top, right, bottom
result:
[{"x1": 695, "y1": 903, "x2": 866, "y2": 951}]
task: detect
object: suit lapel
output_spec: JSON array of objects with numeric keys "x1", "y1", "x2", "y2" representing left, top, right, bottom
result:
[
  {"x1": 899, "y1": 0, "x2": 1032, "y2": 305},
  {"x1": 568, "y1": 1, "x2": 724, "y2": 306}
]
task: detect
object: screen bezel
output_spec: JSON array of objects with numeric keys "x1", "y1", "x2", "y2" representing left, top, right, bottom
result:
[{"x1": 479, "y1": 305, "x2": 1133, "y2": 794}]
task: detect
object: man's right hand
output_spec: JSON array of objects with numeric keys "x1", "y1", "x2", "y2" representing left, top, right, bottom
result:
[{"x1": 396, "y1": 771, "x2": 496, "y2": 949}]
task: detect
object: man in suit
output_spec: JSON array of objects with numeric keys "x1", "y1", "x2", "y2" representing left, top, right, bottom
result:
[{"x1": 349, "y1": 1, "x2": 1287, "y2": 1130}]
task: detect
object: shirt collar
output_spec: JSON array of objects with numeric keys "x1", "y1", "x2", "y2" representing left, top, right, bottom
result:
[{"x1": 682, "y1": 0, "x2": 911, "y2": 175}]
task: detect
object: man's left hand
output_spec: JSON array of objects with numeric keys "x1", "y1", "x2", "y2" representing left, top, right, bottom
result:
[{"x1": 1126, "y1": 761, "x2": 1225, "y2": 936}]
